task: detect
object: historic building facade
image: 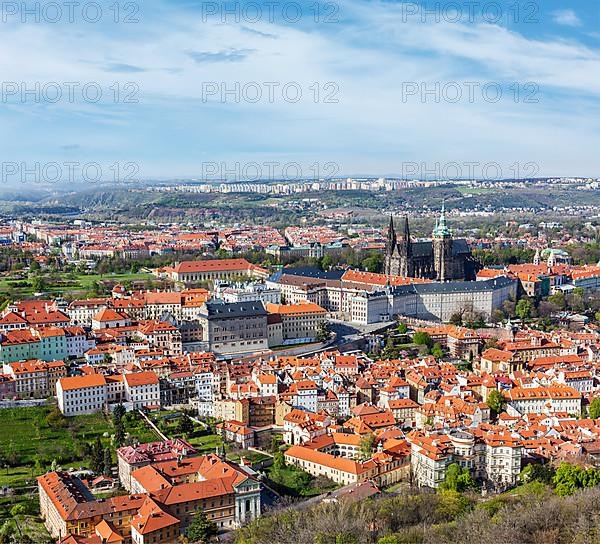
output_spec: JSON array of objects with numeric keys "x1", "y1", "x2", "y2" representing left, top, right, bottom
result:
[{"x1": 384, "y1": 206, "x2": 480, "y2": 281}]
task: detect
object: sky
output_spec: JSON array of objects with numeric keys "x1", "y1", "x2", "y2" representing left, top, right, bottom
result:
[{"x1": 0, "y1": 0, "x2": 599, "y2": 183}]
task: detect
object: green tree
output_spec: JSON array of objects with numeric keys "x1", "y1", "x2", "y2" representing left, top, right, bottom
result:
[
  {"x1": 90, "y1": 437, "x2": 104, "y2": 474},
  {"x1": 397, "y1": 322, "x2": 408, "y2": 335},
  {"x1": 112, "y1": 403, "x2": 126, "y2": 424},
  {"x1": 114, "y1": 420, "x2": 126, "y2": 447},
  {"x1": 519, "y1": 463, "x2": 555, "y2": 485},
  {"x1": 103, "y1": 448, "x2": 112, "y2": 477},
  {"x1": 412, "y1": 331, "x2": 432, "y2": 348},
  {"x1": 177, "y1": 414, "x2": 195, "y2": 436},
  {"x1": 553, "y1": 463, "x2": 583, "y2": 496},
  {"x1": 486, "y1": 389, "x2": 507, "y2": 414},
  {"x1": 186, "y1": 509, "x2": 217, "y2": 543},
  {"x1": 362, "y1": 251, "x2": 384, "y2": 273},
  {"x1": 548, "y1": 291, "x2": 566, "y2": 310},
  {"x1": 320, "y1": 254, "x2": 334, "y2": 271},
  {"x1": 440, "y1": 463, "x2": 477, "y2": 493},
  {"x1": 515, "y1": 298, "x2": 532, "y2": 320},
  {"x1": 273, "y1": 451, "x2": 286, "y2": 470},
  {"x1": 359, "y1": 433, "x2": 375, "y2": 459},
  {"x1": 431, "y1": 343, "x2": 444, "y2": 359},
  {"x1": 589, "y1": 398, "x2": 600, "y2": 419}
]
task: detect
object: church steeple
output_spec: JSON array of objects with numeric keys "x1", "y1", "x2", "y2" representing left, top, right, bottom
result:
[
  {"x1": 401, "y1": 216, "x2": 410, "y2": 241},
  {"x1": 433, "y1": 200, "x2": 451, "y2": 237},
  {"x1": 387, "y1": 215, "x2": 396, "y2": 251}
]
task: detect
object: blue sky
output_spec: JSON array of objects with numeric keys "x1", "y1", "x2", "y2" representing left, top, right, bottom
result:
[{"x1": 1, "y1": 0, "x2": 599, "y2": 182}]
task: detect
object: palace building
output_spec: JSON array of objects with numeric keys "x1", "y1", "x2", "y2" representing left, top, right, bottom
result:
[{"x1": 384, "y1": 205, "x2": 480, "y2": 281}]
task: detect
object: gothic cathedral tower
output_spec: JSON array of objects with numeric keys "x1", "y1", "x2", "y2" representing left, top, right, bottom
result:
[
  {"x1": 385, "y1": 216, "x2": 412, "y2": 276},
  {"x1": 432, "y1": 202, "x2": 453, "y2": 281}
]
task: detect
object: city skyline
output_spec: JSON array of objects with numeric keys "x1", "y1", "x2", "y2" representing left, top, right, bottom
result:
[{"x1": 1, "y1": 0, "x2": 599, "y2": 181}]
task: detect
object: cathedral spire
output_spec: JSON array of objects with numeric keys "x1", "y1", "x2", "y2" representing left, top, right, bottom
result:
[
  {"x1": 387, "y1": 215, "x2": 396, "y2": 248},
  {"x1": 401, "y1": 216, "x2": 410, "y2": 240},
  {"x1": 433, "y1": 200, "x2": 451, "y2": 237}
]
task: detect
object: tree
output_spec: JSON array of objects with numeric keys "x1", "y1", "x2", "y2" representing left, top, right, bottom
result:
[
  {"x1": 484, "y1": 337, "x2": 498, "y2": 350},
  {"x1": 515, "y1": 298, "x2": 532, "y2": 321},
  {"x1": 487, "y1": 389, "x2": 506, "y2": 414},
  {"x1": 548, "y1": 291, "x2": 567, "y2": 310},
  {"x1": 362, "y1": 251, "x2": 383, "y2": 273},
  {"x1": 177, "y1": 414, "x2": 195, "y2": 436},
  {"x1": 589, "y1": 398, "x2": 600, "y2": 419},
  {"x1": 186, "y1": 509, "x2": 217, "y2": 543},
  {"x1": 103, "y1": 448, "x2": 112, "y2": 477},
  {"x1": 114, "y1": 420, "x2": 126, "y2": 447},
  {"x1": 273, "y1": 451, "x2": 286, "y2": 470},
  {"x1": 412, "y1": 331, "x2": 432, "y2": 348},
  {"x1": 320, "y1": 254, "x2": 334, "y2": 271},
  {"x1": 397, "y1": 322, "x2": 408, "y2": 335},
  {"x1": 440, "y1": 463, "x2": 477, "y2": 493},
  {"x1": 449, "y1": 312, "x2": 463, "y2": 326},
  {"x1": 359, "y1": 433, "x2": 375, "y2": 460},
  {"x1": 520, "y1": 463, "x2": 555, "y2": 485},
  {"x1": 431, "y1": 343, "x2": 444, "y2": 359},
  {"x1": 90, "y1": 437, "x2": 104, "y2": 474},
  {"x1": 112, "y1": 404, "x2": 126, "y2": 424},
  {"x1": 46, "y1": 406, "x2": 67, "y2": 429},
  {"x1": 31, "y1": 274, "x2": 47, "y2": 292},
  {"x1": 316, "y1": 321, "x2": 331, "y2": 342}
]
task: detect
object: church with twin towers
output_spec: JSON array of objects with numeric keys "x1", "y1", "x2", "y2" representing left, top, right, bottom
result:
[{"x1": 384, "y1": 204, "x2": 481, "y2": 281}]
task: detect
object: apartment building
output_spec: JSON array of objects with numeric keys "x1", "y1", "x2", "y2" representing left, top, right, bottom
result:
[
  {"x1": 3, "y1": 359, "x2": 67, "y2": 398},
  {"x1": 407, "y1": 428, "x2": 523, "y2": 489}
]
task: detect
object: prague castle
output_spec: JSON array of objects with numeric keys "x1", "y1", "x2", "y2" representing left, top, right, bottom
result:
[{"x1": 384, "y1": 205, "x2": 480, "y2": 281}]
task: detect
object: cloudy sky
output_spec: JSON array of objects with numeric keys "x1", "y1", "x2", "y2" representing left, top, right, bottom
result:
[{"x1": 1, "y1": 0, "x2": 599, "y2": 181}]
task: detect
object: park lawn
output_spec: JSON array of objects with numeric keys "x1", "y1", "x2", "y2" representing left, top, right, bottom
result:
[{"x1": 74, "y1": 272, "x2": 154, "y2": 289}]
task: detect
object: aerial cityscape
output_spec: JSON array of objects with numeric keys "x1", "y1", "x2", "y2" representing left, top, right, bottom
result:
[{"x1": 2, "y1": 0, "x2": 600, "y2": 543}]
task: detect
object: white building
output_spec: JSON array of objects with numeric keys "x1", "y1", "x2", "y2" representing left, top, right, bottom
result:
[
  {"x1": 123, "y1": 371, "x2": 161, "y2": 410},
  {"x1": 56, "y1": 374, "x2": 108, "y2": 416}
]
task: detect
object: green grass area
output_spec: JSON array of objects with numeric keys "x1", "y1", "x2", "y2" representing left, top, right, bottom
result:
[
  {"x1": 73, "y1": 272, "x2": 154, "y2": 290},
  {"x1": 187, "y1": 433, "x2": 225, "y2": 454},
  {"x1": 0, "y1": 271, "x2": 155, "y2": 299},
  {"x1": 0, "y1": 406, "x2": 159, "y2": 491},
  {"x1": 455, "y1": 186, "x2": 494, "y2": 195},
  {"x1": 266, "y1": 463, "x2": 339, "y2": 497},
  {"x1": 227, "y1": 449, "x2": 271, "y2": 464}
]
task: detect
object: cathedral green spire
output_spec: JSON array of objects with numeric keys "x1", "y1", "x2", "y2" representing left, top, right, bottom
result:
[{"x1": 433, "y1": 200, "x2": 451, "y2": 237}]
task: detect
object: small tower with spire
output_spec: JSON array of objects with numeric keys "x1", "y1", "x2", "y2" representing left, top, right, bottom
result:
[{"x1": 533, "y1": 248, "x2": 541, "y2": 265}]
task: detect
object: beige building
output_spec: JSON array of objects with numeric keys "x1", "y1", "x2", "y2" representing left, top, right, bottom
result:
[
  {"x1": 265, "y1": 301, "x2": 327, "y2": 346},
  {"x1": 165, "y1": 258, "x2": 268, "y2": 284}
]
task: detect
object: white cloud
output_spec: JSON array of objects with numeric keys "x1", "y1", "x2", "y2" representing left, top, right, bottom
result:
[
  {"x1": 552, "y1": 9, "x2": 582, "y2": 27},
  {"x1": 0, "y1": 0, "x2": 598, "y2": 177}
]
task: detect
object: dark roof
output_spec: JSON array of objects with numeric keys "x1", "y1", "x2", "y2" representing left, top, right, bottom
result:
[
  {"x1": 368, "y1": 276, "x2": 516, "y2": 298},
  {"x1": 414, "y1": 276, "x2": 515, "y2": 294},
  {"x1": 271, "y1": 267, "x2": 345, "y2": 281},
  {"x1": 410, "y1": 239, "x2": 471, "y2": 258},
  {"x1": 204, "y1": 301, "x2": 267, "y2": 319}
]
